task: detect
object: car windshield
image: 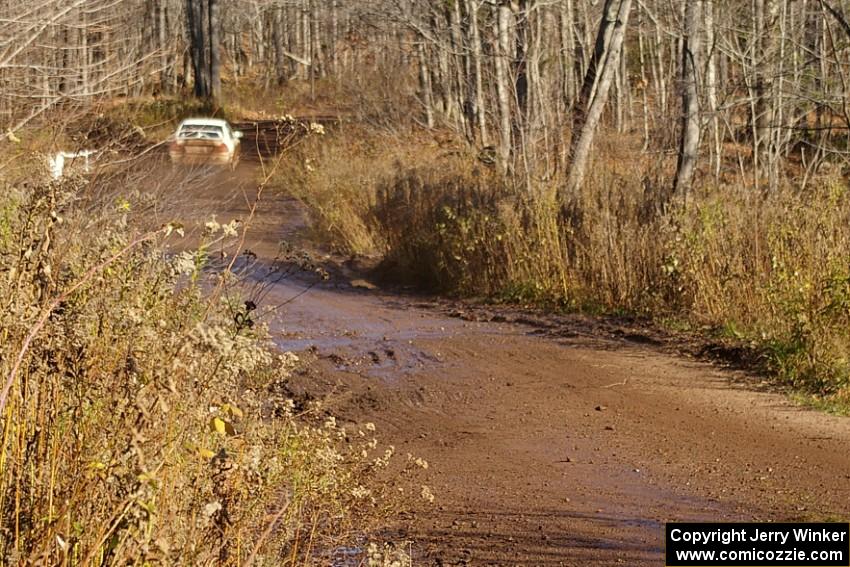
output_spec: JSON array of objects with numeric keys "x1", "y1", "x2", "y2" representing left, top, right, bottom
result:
[{"x1": 178, "y1": 125, "x2": 224, "y2": 140}]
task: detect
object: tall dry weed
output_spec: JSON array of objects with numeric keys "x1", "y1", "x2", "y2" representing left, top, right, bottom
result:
[{"x1": 0, "y1": 159, "x2": 407, "y2": 565}]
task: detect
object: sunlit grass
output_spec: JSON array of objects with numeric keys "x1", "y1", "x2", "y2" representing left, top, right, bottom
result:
[
  {"x1": 0, "y1": 154, "x2": 415, "y2": 564},
  {"x1": 285, "y1": 127, "x2": 850, "y2": 404}
]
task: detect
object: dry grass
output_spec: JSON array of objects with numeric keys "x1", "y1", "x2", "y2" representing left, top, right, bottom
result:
[
  {"x1": 274, "y1": 126, "x2": 448, "y2": 257},
  {"x1": 0, "y1": 153, "x2": 414, "y2": 565},
  {"x1": 285, "y1": 127, "x2": 850, "y2": 403}
]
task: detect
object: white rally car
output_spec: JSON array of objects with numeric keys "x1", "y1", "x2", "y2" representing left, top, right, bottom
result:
[{"x1": 168, "y1": 118, "x2": 242, "y2": 168}]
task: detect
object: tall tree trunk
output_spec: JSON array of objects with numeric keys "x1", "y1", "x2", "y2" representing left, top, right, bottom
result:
[
  {"x1": 637, "y1": 1, "x2": 651, "y2": 150},
  {"x1": 705, "y1": 0, "x2": 721, "y2": 181},
  {"x1": 80, "y1": 9, "x2": 89, "y2": 96},
  {"x1": 417, "y1": 40, "x2": 435, "y2": 128},
  {"x1": 330, "y1": 0, "x2": 339, "y2": 74},
  {"x1": 310, "y1": 0, "x2": 323, "y2": 79},
  {"x1": 252, "y1": 2, "x2": 264, "y2": 70},
  {"x1": 560, "y1": 0, "x2": 577, "y2": 106},
  {"x1": 495, "y1": 1, "x2": 513, "y2": 171},
  {"x1": 650, "y1": 11, "x2": 667, "y2": 115},
  {"x1": 301, "y1": 1, "x2": 310, "y2": 80},
  {"x1": 751, "y1": 0, "x2": 778, "y2": 182},
  {"x1": 448, "y1": 1, "x2": 468, "y2": 136},
  {"x1": 186, "y1": 0, "x2": 208, "y2": 99},
  {"x1": 273, "y1": 4, "x2": 286, "y2": 85},
  {"x1": 158, "y1": 0, "x2": 169, "y2": 92},
  {"x1": 466, "y1": 0, "x2": 489, "y2": 145},
  {"x1": 673, "y1": 0, "x2": 702, "y2": 199},
  {"x1": 513, "y1": 0, "x2": 529, "y2": 120},
  {"x1": 431, "y1": 12, "x2": 454, "y2": 121},
  {"x1": 208, "y1": 0, "x2": 221, "y2": 101},
  {"x1": 185, "y1": 0, "x2": 220, "y2": 101},
  {"x1": 563, "y1": 0, "x2": 632, "y2": 198}
]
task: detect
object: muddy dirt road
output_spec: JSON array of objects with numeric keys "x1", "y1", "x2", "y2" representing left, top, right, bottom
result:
[{"x1": 176, "y1": 164, "x2": 850, "y2": 566}]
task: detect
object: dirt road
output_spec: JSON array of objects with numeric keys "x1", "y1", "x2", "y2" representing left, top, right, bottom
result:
[{"x1": 177, "y1": 164, "x2": 850, "y2": 566}]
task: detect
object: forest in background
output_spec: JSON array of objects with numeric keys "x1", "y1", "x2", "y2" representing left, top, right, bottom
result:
[{"x1": 6, "y1": 0, "x2": 850, "y2": 191}]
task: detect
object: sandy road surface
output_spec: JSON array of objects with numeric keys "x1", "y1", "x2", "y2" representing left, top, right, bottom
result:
[{"x1": 171, "y1": 164, "x2": 850, "y2": 566}]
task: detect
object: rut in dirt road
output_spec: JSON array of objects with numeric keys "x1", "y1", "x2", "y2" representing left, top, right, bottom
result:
[{"x1": 184, "y1": 167, "x2": 850, "y2": 566}]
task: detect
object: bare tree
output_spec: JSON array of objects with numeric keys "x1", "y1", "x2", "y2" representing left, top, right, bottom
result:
[
  {"x1": 6, "y1": 0, "x2": 850, "y2": 196},
  {"x1": 0, "y1": 0, "x2": 170, "y2": 136},
  {"x1": 185, "y1": 0, "x2": 221, "y2": 100},
  {"x1": 673, "y1": 0, "x2": 702, "y2": 198},
  {"x1": 494, "y1": 0, "x2": 514, "y2": 171},
  {"x1": 466, "y1": 0, "x2": 489, "y2": 145},
  {"x1": 563, "y1": 0, "x2": 632, "y2": 198}
]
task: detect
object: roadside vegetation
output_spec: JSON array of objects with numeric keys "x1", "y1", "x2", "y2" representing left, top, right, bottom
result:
[
  {"x1": 280, "y1": 123, "x2": 850, "y2": 408},
  {"x1": 0, "y1": 145, "x2": 413, "y2": 564}
]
